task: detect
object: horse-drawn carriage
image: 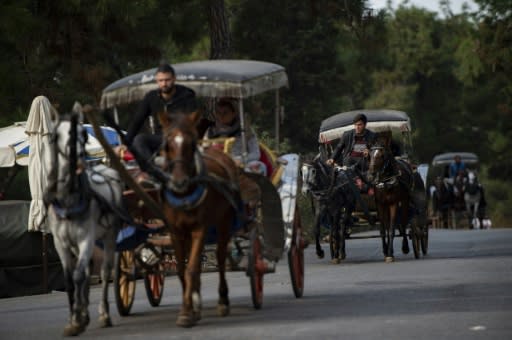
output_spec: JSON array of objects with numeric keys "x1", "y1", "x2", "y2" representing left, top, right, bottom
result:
[
  {"x1": 97, "y1": 59, "x2": 305, "y2": 323},
  {"x1": 302, "y1": 109, "x2": 428, "y2": 262},
  {"x1": 427, "y1": 152, "x2": 489, "y2": 229}
]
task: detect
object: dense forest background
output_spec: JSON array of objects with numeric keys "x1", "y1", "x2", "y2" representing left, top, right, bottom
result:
[{"x1": 0, "y1": 0, "x2": 510, "y2": 225}]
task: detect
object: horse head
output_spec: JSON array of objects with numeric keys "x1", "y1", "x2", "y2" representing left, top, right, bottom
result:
[
  {"x1": 467, "y1": 170, "x2": 477, "y2": 183},
  {"x1": 300, "y1": 163, "x2": 316, "y2": 195},
  {"x1": 50, "y1": 112, "x2": 89, "y2": 200},
  {"x1": 159, "y1": 111, "x2": 203, "y2": 193},
  {"x1": 367, "y1": 143, "x2": 390, "y2": 184}
]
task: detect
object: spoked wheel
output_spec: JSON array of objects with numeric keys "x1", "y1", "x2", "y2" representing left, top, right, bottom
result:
[
  {"x1": 144, "y1": 263, "x2": 164, "y2": 307},
  {"x1": 114, "y1": 250, "x2": 137, "y2": 316},
  {"x1": 248, "y1": 228, "x2": 264, "y2": 309},
  {"x1": 288, "y1": 206, "x2": 304, "y2": 298},
  {"x1": 421, "y1": 226, "x2": 429, "y2": 255}
]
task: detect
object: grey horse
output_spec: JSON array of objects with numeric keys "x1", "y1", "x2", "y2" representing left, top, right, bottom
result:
[{"x1": 46, "y1": 112, "x2": 124, "y2": 336}]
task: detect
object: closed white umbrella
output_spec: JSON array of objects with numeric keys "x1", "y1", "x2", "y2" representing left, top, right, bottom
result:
[{"x1": 25, "y1": 96, "x2": 56, "y2": 232}]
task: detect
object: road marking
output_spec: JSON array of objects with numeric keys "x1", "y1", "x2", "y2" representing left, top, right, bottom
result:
[{"x1": 469, "y1": 325, "x2": 486, "y2": 331}]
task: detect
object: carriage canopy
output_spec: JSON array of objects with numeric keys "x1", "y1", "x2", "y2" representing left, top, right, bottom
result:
[
  {"x1": 318, "y1": 109, "x2": 411, "y2": 143},
  {"x1": 100, "y1": 59, "x2": 289, "y2": 109},
  {"x1": 431, "y1": 152, "x2": 479, "y2": 167}
]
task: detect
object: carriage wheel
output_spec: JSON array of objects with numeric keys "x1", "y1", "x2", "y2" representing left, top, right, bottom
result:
[
  {"x1": 143, "y1": 263, "x2": 164, "y2": 307},
  {"x1": 288, "y1": 206, "x2": 304, "y2": 298},
  {"x1": 421, "y1": 227, "x2": 429, "y2": 255},
  {"x1": 114, "y1": 250, "x2": 137, "y2": 316},
  {"x1": 248, "y1": 228, "x2": 264, "y2": 309}
]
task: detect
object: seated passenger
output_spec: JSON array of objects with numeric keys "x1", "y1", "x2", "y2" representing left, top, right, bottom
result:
[
  {"x1": 449, "y1": 155, "x2": 466, "y2": 179},
  {"x1": 204, "y1": 98, "x2": 264, "y2": 210},
  {"x1": 205, "y1": 98, "x2": 266, "y2": 176}
]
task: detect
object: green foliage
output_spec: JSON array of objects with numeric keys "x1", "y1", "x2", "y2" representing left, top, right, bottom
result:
[{"x1": 481, "y1": 175, "x2": 512, "y2": 227}]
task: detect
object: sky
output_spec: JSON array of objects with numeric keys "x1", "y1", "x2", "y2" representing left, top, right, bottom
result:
[{"x1": 369, "y1": 0, "x2": 478, "y2": 14}]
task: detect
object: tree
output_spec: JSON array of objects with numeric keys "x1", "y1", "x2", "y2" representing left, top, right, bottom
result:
[{"x1": 206, "y1": 0, "x2": 232, "y2": 59}]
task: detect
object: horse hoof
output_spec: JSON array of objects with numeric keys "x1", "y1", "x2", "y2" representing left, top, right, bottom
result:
[
  {"x1": 384, "y1": 256, "x2": 394, "y2": 263},
  {"x1": 176, "y1": 314, "x2": 196, "y2": 328},
  {"x1": 331, "y1": 258, "x2": 341, "y2": 264},
  {"x1": 99, "y1": 315, "x2": 113, "y2": 328},
  {"x1": 63, "y1": 322, "x2": 86, "y2": 337},
  {"x1": 217, "y1": 303, "x2": 230, "y2": 317},
  {"x1": 317, "y1": 250, "x2": 325, "y2": 259},
  {"x1": 340, "y1": 253, "x2": 346, "y2": 260},
  {"x1": 194, "y1": 310, "x2": 202, "y2": 322}
]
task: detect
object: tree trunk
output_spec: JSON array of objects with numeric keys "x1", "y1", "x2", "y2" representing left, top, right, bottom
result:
[{"x1": 207, "y1": 0, "x2": 232, "y2": 59}]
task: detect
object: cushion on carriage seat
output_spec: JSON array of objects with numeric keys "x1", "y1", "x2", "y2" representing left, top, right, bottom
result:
[{"x1": 259, "y1": 146, "x2": 273, "y2": 177}]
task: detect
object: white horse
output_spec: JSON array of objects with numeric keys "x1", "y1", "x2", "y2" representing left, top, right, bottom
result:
[
  {"x1": 464, "y1": 171, "x2": 482, "y2": 229},
  {"x1": 46, "y1": 112, "x2": 124, "y2": 336}
]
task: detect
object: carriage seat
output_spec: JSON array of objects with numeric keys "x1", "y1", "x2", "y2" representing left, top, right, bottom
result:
[{"x1": 258, "y1": 145, "x2": 274, "y2": 178}]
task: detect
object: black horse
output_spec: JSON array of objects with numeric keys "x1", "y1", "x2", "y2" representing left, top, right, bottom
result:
[
  {"x1": 432, "y1": 176, "x2": 455, "y2": 228},
  {"x1": 367, "y1": 141, "x2": 414, "y2": 262},
  {"x1": 302, "y1": 157, "x2": 356, "y2": 263}
]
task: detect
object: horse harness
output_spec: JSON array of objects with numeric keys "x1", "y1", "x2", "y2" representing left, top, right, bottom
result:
[
  {"x1": 161, "y1": 143, "x2": 242, "y2": 213},
  {"x1": 370, "y1": 146, "x2": 412, "y2": 191},
  {"x1": 46, "y1": 118, "x2": 132, "y2": 227}
]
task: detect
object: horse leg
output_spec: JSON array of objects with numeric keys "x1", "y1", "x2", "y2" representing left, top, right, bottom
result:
[
  {"x1": 377, "y1": 205, "x2": 388, "y2": 257},
  {"x1": 172, "y1": 233, "x2": 187, "y2": 313},
  {"x1": 53, "y1": 240, "x2": 76, "y2": 336},
  {"x1": 442, "y1": 209, "x2": 448, "y2": 228},
  {"x1": 330, "y1": 214, "x2": 341, "y2": 264},
  {"x1": 385, "y1": 204, "x2": 397, "y2": 262},
  {"x1": 314, "y1": 210, "x2": 325, "y2": 259},
  {"x1": 176, "y1": 229, "x2": 205, "y2": 328},
  {"x1": 62, "y1": 241, "x2": 93, "y2": 336},
  {"x1": 465, "y1": 195, "x2": 473, "y2": 229},
  {"x1": 98, "y1": 234, "x2": 115, "y2": 328},
  {"x1": 216, "y1": 218, "x2": 230, "y2": 317},
  {"x1": 400, "y1": 201, "x2": 410, "y2": 255},
  {"x1": 339, "y1": 211, "x2": 348, "y2": 261},
  {"x1": 473, "y1": 201, "x2": 480, "y2": 229}
]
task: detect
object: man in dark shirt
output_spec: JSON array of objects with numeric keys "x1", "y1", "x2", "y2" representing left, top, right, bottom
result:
[
  {"x1": 326, "y1": 113, "x2": 377, "y2": 226},
  {"x1": 123, "y1": 63, "x2": 197, "y2": 181},
  {"x1": 326, "y1": 113, "x2": 376, "y2": 172}
]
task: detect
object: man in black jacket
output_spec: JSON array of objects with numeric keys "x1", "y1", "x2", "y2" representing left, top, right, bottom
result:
[
  {"x1": 123, "y1": 63, "x2": 197, "y2": 181},
  {"x1": 326, "y1": 113, "x2": 376, "y2": 172},
  {"x1": 326, "y1": 113, "x2": 377, "y2": 226}
]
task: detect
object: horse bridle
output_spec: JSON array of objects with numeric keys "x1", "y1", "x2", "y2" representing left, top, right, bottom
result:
[
  {"x1": 369, "y1": 146, "x2": 399, "y2": 187},
  {"x1": 49, "y1": 116, "x2": 88, "y2": 188},
  {"x1": 161, "y1": 127, "x2": 207, "y2": 192}
]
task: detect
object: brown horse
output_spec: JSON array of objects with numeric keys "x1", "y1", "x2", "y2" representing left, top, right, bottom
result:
[
  {"x1": 158, "y1": 111, "x2": 241, "y2": 327},
  {"x1": 367, "y1": 138, "x2": 413, "y2": 262}
]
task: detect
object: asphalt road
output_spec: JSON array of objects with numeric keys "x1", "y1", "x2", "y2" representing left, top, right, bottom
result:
[{"x1": 1, "y1": 228, "x2": 511, "y2": 340}]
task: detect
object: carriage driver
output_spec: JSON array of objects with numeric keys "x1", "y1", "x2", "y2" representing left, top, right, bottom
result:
[
  {"x1": 118, "y1": 63, "x2": 198, "y2": 183},
  {"x1": 325, "y1": 113, "x2": 377, "y2": 226},
  {"x1": 326, "y1": 113, "x2": 377, "y2": 182}
]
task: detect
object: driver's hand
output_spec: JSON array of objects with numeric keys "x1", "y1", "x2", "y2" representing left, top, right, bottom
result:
[
  {"x1": 114, "y1": 145, "x2": 127, "y2": 157},
  {"x1": 326, "y1": 159, "x2": 334, "y2": 165},
  {"x1": 363, "y1": 148, "x2": 369, "y2": 157}
]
